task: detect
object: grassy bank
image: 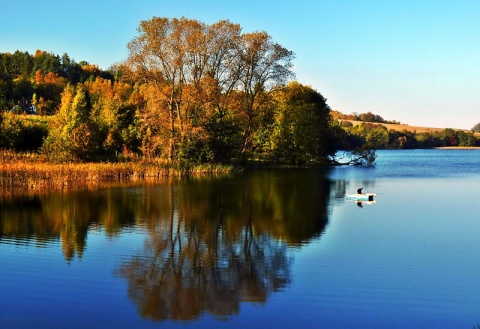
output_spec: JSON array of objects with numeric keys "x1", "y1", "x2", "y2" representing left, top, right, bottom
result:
[
  {"x1": 343, "y1": 120, "x2": 480, "y2": 137},
  {"x1": 0, "y1": 150, "x2": 235, "y2": 196}
]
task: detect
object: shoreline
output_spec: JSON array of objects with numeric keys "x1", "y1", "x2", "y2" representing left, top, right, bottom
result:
[
  {"x1": 434, "y1": 146, "x2": 480, "y2": 150},
  {"x1": 2, "y1": 147, "x2": 479, "y2": 197},
  {"x1": 0, "y1": 160, "x2": 236, "y2": 197}
]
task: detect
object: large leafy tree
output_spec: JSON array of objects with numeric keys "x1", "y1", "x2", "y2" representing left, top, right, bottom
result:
[
  {"x1": 123, "y1": 17, "x2": 295, "y2": 163},
  {"x1": 269, "y1": 82, "x2": 336, "y2": 164},
  {"x1": 125, "y1": 17, "x2": 192, "y2": 161},
  {"x1": 235, "y1": 31, "x2": 295, "y2": 157}
]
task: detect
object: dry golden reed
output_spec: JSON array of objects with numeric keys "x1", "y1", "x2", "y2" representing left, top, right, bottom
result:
[{"x1": 0, "y1": 150, "x2": 234, "y2": 197}]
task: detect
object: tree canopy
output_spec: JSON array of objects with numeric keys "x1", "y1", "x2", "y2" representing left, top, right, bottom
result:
[{"x1": 122, "y1": 17, "x2": 295, "y2": 162}]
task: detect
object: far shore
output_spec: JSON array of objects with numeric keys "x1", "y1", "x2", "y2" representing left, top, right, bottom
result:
[
  {"x1": 434, "y1": 146, "x2": 480, "y2": 150},
  {"x1": 341, "y1": 120, "x2": 480, "y2": 137}
]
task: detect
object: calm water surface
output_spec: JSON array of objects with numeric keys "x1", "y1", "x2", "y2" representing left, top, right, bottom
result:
[{"x1": 1, "y1": 149, "x2": 480, "y2": 328}]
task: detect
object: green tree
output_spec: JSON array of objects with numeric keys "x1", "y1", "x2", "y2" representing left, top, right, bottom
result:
[
  {"x1": 415, "y1": 132, "x2": 443, "y2": 148},
  {"x1": 442, "y1": 128, "x2": 458, "y2": 146},
  {"x1": 32, "y1": 50, "x2": 62, "y2": 75},
  {"x1": 0, "y1": 112, "x2": 47, "y2": 151},
  {"x1": 457, "y1": 131, "x2": 476, "y2": 146},
  {"x1": 365, "y1": 125, "x2": 389, "y2": 148},
  {"x1": 387, "y1": 130, "x2": 416, "y2": 149},
  {"x1": 269, "y1": 82, "x2": 336, "y2": 164},
  {"x1": 10, "y1": 51, "x2": 33, "y2": 78},
  {"x1": 0, "y1": 112, "x2": 23, "y2": 149},
  {"x1": 12, "y1": 78, "x2": 34, "y2": 108},
  {"x1": 347, "y1": 123, "x2": 388, "y2": 149},
  {"x1": 43, "y1": 84, "x2": 99, "y2": 161},
  {"x1": 178, "y1": 110, "x2": 243, "y2": 164},
  {"x1": 86, "y1": 77, "x2": 139, "y2": 159}
]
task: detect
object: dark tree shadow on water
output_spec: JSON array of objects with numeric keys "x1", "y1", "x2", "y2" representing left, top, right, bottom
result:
[
  {"x1": 0, "y1": 188, "x2": 138, "y2": 261},
  {"x1": 115, "y1": 169, "x2": 334, "y2": 321}
]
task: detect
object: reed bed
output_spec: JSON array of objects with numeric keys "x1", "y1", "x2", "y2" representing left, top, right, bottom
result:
[{"x1": 0, "y1": 150, "x2": 235, "y2": 197}]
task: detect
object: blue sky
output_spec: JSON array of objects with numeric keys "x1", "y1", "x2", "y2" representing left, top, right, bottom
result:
[{"x1": 1, "y1": 0, "x2": 479, "y2": 129}]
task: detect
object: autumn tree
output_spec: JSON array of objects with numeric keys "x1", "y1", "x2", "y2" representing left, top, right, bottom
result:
[
  {"x1": 86, "y1": 77, "x2": 139, "y2": 159},
  {"x1": 0, "y1": 50, "x2": 113, "y2": 114},
  {"x1": 124, "y1": 17, "x2": 294, "y2": 164},
  {"x1": 125, "y1": 17, "x2": 188, "y2": 161},
  {"x1": 42, "y1": 84, "x2": 99, "y2": 161},
  {"x1": 176, "y1": 20, "x2": 253, "y2": 163},
  {"x1": 33, "y1": 68, "x2": 68, "y2": 115},
  {"x1": 235, "y1": 31, "x2": 295, "y2": 158}
]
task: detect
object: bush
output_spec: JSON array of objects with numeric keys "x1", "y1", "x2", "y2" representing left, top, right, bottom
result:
[{"x1": 0, "y1": 113, "x2": 48, "y2": 151}]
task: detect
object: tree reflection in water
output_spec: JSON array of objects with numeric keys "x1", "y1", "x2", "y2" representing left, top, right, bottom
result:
[
  {"x1": 116, "y1": 228, "x2": 290, "y2": 321},
  {"x1": 116, "y1": 169, "x2": 333, "y2": 321},
  {"x1": 0, "y1": 188, "x2": 138, "y2": 261},
  {"x1": 0, "y1": 169, "x2": 335, "y2": 321}
]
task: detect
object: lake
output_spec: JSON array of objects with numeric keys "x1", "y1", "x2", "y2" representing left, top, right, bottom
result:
[{"x1": 1, "y1": 149, "x2": 480, "y2": 328}]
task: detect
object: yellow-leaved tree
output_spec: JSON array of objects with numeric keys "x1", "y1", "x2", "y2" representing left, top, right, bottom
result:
[{"x1": 42, "y1": 84, "x2": 100, "y2": 162}]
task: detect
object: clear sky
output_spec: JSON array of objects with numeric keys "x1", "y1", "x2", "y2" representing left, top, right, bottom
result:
[{"x1": 1, "y1": 0, "x2": 479, "y2": 129}]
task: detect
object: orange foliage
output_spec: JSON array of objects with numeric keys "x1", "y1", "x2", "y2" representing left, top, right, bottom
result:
[
  {"x1": 82, "y1": 64, "x2": 100, "y2": 75},
  {"x1": 35, "y1": 70, "x2": 43, "y2": 84},
  {"x1": 34, "y1": 70, "x2": 60, "y2": 85},
  {"x1": 34, "y1": 49, "x2": 47, "y2": 58},
  {"x1": 44, "y1": 72, "x2": 58, "y2": 84},
  {"x1": 85, "y1": 77, "x2": 134, "y2": 102}
]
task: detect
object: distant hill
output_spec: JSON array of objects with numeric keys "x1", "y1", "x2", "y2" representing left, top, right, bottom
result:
[
  {"x1": 333, "y1": 111, "x2": 479, "y2": 137},
  {"x1": 341, "y1": 120, "x2": 480, "y2": 137}
]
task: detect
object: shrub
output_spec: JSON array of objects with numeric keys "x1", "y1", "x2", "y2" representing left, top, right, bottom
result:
[{"x1": 0, "y1": 113, "x2": 48, "y2": 151}]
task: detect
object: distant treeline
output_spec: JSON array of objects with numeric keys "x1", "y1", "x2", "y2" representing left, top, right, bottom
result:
[
  {"x1": 331, "y1": 110, "x2": 400, "y2": 124},
  {"x1": 339, "y1": 121, "x2": 479, "y2": 149},
  {"x1": 0, "y1": 50, "x2": 114, "y2": 115},
  {"x1": 332, "y1": 108, "x2": 479, "y2": 148}
]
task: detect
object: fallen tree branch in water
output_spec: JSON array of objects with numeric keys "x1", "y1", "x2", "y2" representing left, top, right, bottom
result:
[{"x1": 330, "y1": 149, "x2": 377, "y2": 166}]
